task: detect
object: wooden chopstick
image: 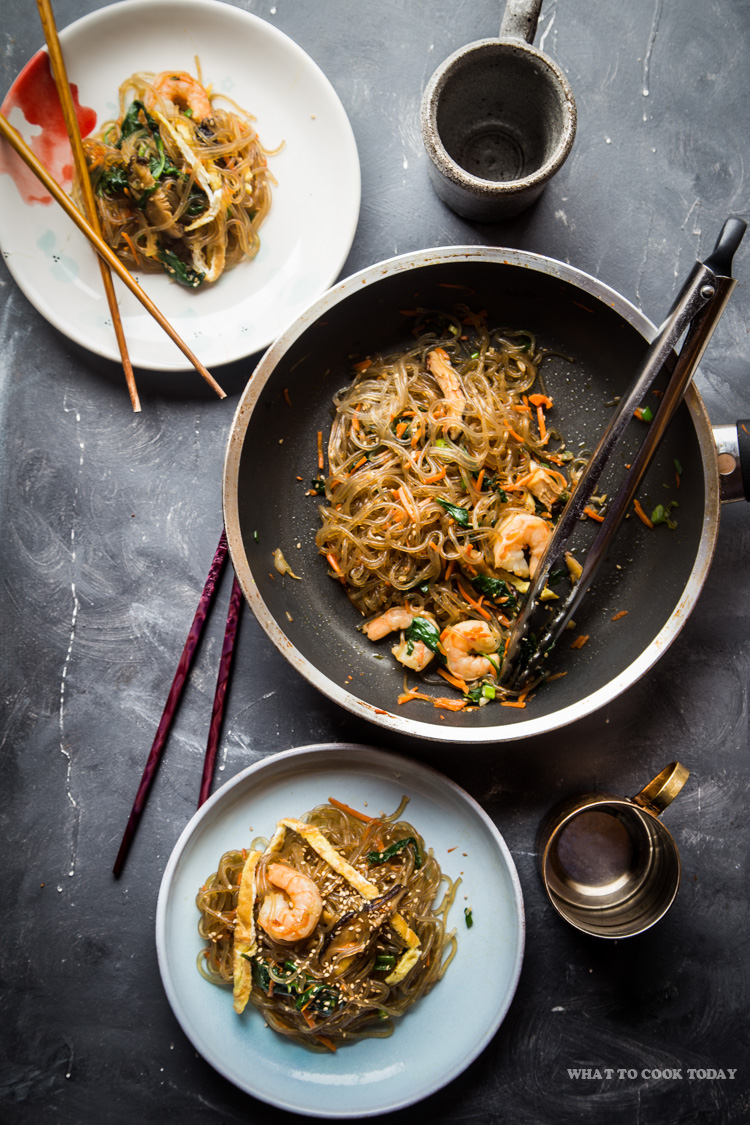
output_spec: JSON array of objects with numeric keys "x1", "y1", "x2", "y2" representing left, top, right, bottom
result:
[
  {"x1": 113, "y1": 530, "x2": 230, "y2": 878},
  {"x1": 0, "y1": 113, "x2": 226, "y2": 399},
  {"x1": 36, "y1": 0, "x2": 141, "y2": 411},
  {"x1": 197, "y1": 573, "x2": 244, "y2": 808}
]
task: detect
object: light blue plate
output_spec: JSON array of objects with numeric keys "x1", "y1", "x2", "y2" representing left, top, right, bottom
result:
[{"x1": 155, "y1": 743, "x2": 525, "y2": 1118}]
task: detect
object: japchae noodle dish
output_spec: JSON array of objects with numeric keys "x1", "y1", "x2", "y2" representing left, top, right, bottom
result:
[
  {"x1": 196, "y1": 795, "x2": 459, "y2": 1051},
  {"x1": 81, "y1": 68, "x2": 275, "y2": 287},
  {"x1": 315, "y1": 307, "x2": 585, "y2": 710}
]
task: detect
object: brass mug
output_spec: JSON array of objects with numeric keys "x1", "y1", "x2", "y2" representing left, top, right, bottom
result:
[{"x1": 538, "y1": 763, "x2": 690, "y2": 938}]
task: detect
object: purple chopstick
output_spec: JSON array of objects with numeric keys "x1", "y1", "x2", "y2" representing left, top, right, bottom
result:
[
  {"x1": 113, "y1": 530, "x2": 229, "y2": 877},
  {"x1": 197, "y1": 573, "x2": 244, "y2": 808}
]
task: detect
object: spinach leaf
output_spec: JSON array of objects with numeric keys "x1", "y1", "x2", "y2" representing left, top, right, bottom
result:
[
  {"x1": 95, "y1": 165, "x2": 129, "y2": 197},
  {"x1": 367, "y1": 837, "x2": 422, "y2": 869},
  {"x1": 436, "y1": 498, "x2": 470, "y2": 527},
  {"x1": 404, "y1": 616, "x2": 441, "y2": 654},
  {"x1": 251, "y1": 959, "x2": 340, "y2": 1014},
  {"x1": 471, "y1": 574, "x2": 518, "y2": 610},
  {"x1": 117, "y1": 100, "x2": 160, "y2": 146},
  {"x1": 156, "y1": 246, "x2": 205, "y2": 288},
  {"x1": 184, "y1": 188, "x2": 208, "y2": 217}
]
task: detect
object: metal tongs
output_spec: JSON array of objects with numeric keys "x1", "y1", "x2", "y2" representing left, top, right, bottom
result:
[{"x1": 500, "y1": 217, "x2": 747, "y2": 690}]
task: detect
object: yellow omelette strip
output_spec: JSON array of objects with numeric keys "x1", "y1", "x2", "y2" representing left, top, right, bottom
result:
[
  {"x1": 232, "y1": 849, "x2": 262, "y2": 1014},
  {"x1": 277, "y1": 818, "x2": 381, "y2": 899},
  {"x1": 385, "y1": 947, "x2": 421, "y2": 985}
]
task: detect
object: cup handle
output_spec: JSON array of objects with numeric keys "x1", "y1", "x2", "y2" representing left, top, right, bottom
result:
[
  {"x1": 631, "y1": 762, "x2": 690, "y2": 815},
  {"x1": 500, "y1": 0, "x2": 543, "y2": 43}
]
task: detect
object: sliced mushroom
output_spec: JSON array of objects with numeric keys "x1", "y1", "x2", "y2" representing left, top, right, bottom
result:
[{"x1": 320, "y1": 885, "x2": 406, "y2": 965}]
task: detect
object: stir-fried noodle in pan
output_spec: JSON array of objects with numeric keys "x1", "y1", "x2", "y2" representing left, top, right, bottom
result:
[
  {"x1": 81, "y1": 68, "x2": 275, "y2": 287},
  {"x1": 196, "y1": 796, "x2": 459, "y2": 1051},
  {"x1": 315, "y1": 307, "x2": 586, "y2": 710}
]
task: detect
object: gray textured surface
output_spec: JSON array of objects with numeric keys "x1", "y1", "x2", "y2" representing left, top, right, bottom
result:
[{"x1": 1, "y1": 1, "x2": 749, "y2": 1122}]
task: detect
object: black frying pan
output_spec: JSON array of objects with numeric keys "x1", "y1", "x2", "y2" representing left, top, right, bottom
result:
[{"x1": 222, "y1": 246, "x2": 737, "y2": 743}]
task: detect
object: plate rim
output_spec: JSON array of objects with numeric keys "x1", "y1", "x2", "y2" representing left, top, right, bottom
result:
[
  {"x1": 155, "y1": 741, "x2": 526, "y2": 1118},
  {"x1": 0, "y1": 0, "x2": 361, "y2": 370}
]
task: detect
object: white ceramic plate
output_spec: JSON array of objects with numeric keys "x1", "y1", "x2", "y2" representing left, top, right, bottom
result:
[
  {"x1": 156, "y1": 743, "x2": 525, "y2": 1118},
  {"x1": 0, "y1": 0, "x2": 360, "y2": 370}
]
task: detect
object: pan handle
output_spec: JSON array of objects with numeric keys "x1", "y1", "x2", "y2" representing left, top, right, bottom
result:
[{"x1": 714, "y1": 421, "x2": 750, "y2": 503}]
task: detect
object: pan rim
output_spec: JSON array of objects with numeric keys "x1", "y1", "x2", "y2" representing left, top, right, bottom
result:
[{"x1": 223, "y1": 245, "x2": 720, "y2": 743}]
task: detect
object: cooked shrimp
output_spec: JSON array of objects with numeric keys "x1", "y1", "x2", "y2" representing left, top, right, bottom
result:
[
  {"x1": 391, "y1": 634, "x2": 434, "y2": 672},
  {"x1": 257, "y1": 862, "x2": 323, "y2": 943},
  {"x1": 427, "y1": 347, "x2": 465, "y2": 438},
  {"x1": 363, "y1": 607, "x2": 436, "y2": 671},
  {"x1": 363, "y1": 606, "x2": 416, "y2": 641},
  {"x1": 147, "y1": 71, "x2": 213, "y2": 121},
  {"x1": 439, "y1": 620, "x2": 500, "y2": 682},
  {"x1": 491, "y1": 511, "x2": 551, "y2": 578}
]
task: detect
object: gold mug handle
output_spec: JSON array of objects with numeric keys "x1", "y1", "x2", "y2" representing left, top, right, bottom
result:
[{"x1": 632, "y1": 761, "x2": 690, "y2": 815}]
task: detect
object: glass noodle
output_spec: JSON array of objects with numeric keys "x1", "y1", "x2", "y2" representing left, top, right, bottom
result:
[
  {"x1": 81, "y1": 65, "x2": 276, "y2": 287},
  {"x1": 196, "y1": 796, "x2": 459, "y2": 1051},
  {"x1": 315, "y1": 307, "x2": 584, "y2": 708}
]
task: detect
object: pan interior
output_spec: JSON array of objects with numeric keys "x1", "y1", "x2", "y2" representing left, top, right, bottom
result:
[{"x1": 231, "y1": 259, "x2": 708, "y2": 731}]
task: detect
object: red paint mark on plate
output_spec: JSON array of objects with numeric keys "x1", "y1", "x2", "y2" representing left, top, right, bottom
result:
[{"x1": 0, "y1": 49, "x2": 97, "y2": 205}]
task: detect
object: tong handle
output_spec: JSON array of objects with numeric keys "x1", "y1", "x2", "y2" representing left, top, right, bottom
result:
[{"x1": 502, "y1": 217, "x2": 746, "y2": 688}]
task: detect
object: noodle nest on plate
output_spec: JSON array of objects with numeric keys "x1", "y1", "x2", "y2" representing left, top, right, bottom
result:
[
  {"x1": 82, "y1": 68, "x2": 275, "y2": 287},
  {"x1": 196, "y1": 796, "x2": 459, "y2": 1051}
]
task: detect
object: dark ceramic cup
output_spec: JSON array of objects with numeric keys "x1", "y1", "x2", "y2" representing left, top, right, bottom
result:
[{"x1": 420, "y1": 0, "x2": 577, "y2": 220}]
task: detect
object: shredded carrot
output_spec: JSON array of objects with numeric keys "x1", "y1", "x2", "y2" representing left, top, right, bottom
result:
[
  {"x1": 506, "y1": 473, "x2": 533, "y2": 490},
  {"x1": 398, "y1": 689, "x2": 433, "y2": 705},
  {"x1": 283, "y1": 387, "x2": 292, "y2": 407},
  {"x1": 529, "y1": 393, "x2": 553, "y2": 409},
  {"x1": 444, "y1": 559, "x2": 455, "y2": 582},
  {"x1": 611, "y1": 610, "x2": 629, "y2": 621},
  {"x1": 353, "y1": 358, "x2": 372, "y2": 372},
  {"x1": 121, "y1": 229, "x2": 141, "y2": 263},
  {"x1": 438, "y1": 667, "x2": 468, "y2": 693},
  {"x1": 570, "y1": 634, "x2": 590, "y2": 649},
  {"x1": 475, "y1": 468, "x2": 485, "y2": 491},
  {"x1": 546, "y1": 671, "x2": 568, "y2": 681},
  {"x1": 433, "y1": 697, "x2": 467, "y2": 711},
  {"x1": 317, "y1": 430, "x2": 324, "y2": 471},
  {"x1": 457, "y1": 578, "x2": 492, "y2": 621},
  {"x1": 501, "y1": 700, "x2": 527, "y2": 709},
  {"x1": 327, "y1": 796, "x2": 378, "y2": 823},
  {"x1": 511, "y1": 404, "x2": 533, "y2": 414},
  {"x1": 507, "y1": 426, "x2": 527, "y2": 445},
  {"x1": 325, "y1": 551, "x2": 344, "y2": 577},
  {"x1": 583, "y1": 506, "x2": 605, "y2": 522},
  {"x1": 536, "y1": 404, "x2": 547, "y2": 442},
  {"x1": 422, "y1": 466, "x2": 446, "y2": 484},
  {"x1": 633, "y1": 498, "x2": 654, "y2": 528},
  {"x1": 396, "y1": 421, "x2": 409, "y2": 438},
  {"x1": 348, "y1": 455, "x2": 367, "y2": 475}
]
